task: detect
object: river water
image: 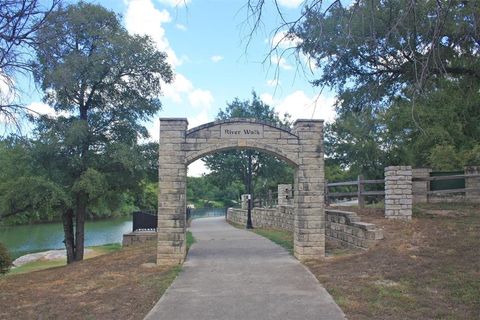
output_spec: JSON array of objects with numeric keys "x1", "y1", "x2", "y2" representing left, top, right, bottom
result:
[
  {"x1": 0, "y1": 217, "x2": 132, "y2": 259},
  {"x1": 0, "y1": 209, "x2": 228, "y2": 259}
]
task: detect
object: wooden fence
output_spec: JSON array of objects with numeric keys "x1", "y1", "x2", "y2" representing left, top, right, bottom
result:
[
  {"x1": 412, "y1": 173, "x2": 480, "y2": 195},
  {"x1": 325, "y1": 175, "x2": 384, "y2": 208}
]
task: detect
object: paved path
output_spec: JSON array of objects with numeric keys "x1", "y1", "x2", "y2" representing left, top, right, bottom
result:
[{"x1": 144, "y1": 217, "x2": 345, "y2": 320}]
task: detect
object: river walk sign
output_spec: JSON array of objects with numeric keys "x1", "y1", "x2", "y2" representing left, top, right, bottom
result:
[
  {"x1": 157, "y1": 118, "x2": 326, "y2": 265},
  {"x1": 220, "y1": 123, "x2": 264, "y2": 138}
]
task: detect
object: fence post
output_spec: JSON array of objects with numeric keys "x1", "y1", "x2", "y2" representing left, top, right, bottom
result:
[
  {"x1": 465, "y1": 166, "x2": 480, "y2": 203},
  {"x1": 358, "y1": 175, "x2": 365, "y2": 208}
]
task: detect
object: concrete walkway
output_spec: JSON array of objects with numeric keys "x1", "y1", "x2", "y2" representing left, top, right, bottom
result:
[{"x1": 144, "y1": 217, "x2": 345, "y2": 320}]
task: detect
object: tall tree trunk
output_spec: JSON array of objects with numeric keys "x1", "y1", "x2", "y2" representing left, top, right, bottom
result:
[
  {"x1": 74, "y1": 192, "x2": 87, "y2": 261},
  {"x1": 62, "y1": 208, "x2": 75, "y2": 264},
  {"x1": 75, "y1": 103, "x2": 89, "y2": 262}
]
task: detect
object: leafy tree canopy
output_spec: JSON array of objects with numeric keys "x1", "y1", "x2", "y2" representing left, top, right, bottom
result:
[
  {"x1": 0, "y1": 2, "x2": 173, "y2": 263},
  {"x1": 203, "y1": 91, "x2": 293, "y2": 202}
]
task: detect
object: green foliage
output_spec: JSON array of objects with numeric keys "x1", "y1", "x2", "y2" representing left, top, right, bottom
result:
[
  {"x1": 187, "y1": 176, "x2": 242, "y2": 208},
  {"x1": 203, "y1": 91, "x2": 293, "y2": 203},
  {"x1": 0, "y1": 242, "x2": 12, "y2": 274},
  {"x1": 293, "y1": 0, "x2": 480, "y2": 114},
  {"x1": 1, "y1": 2, "x2": 172, "y2": 262}
]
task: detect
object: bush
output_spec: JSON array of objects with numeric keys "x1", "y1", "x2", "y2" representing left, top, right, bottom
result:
[{"x1": 0, "y1": 242, "x2": 12, "y2": 274}]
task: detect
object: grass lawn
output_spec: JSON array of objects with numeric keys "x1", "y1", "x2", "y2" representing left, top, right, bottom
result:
[
  {"x1": 8, "y1": 243, "x2": 123, "y2": 275},
  {"x1": 0, "y1": 241, "x2": 180, "y2": 320},
  {"x1": 243, "y1": 203, "x2": 480, "y2": 320}
]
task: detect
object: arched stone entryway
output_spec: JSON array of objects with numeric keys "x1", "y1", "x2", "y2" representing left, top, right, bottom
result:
[{"x1": 157, "y1": 118, "x2": 325, "y2": 265}]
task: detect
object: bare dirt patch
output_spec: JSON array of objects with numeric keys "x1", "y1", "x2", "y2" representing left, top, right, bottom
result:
[
  {"x1": 306, "y1": 203, "x2": 480, "y2": 320},
  {"x1": 0, "y1": 241, "x2": 179, "y2": 320}
]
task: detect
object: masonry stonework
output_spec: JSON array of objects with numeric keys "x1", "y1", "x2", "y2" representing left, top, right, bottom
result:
[
  {"x1": 157, "y1": 118, "x2": 326, "y2": 265},
  {"x1": 385, "y1": 166, "x2": 413, "y2": 220},
  {"x1": 278, "y1": 184, "x2": 293, "y2": 206},
  {"x1": 227, "y1": 207, "x2": 383, "y2": 250}
]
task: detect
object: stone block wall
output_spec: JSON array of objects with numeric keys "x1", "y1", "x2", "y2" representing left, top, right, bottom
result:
[
  {"x1": 227, "y1": 206, "x2": 294, "y2": 231},
  {"x1": 325, "y1": 210, "x2": 383, "y2": 249},
  {"x1": 227, "y1": 206, "x2": 382, "y2": 250},
  {"x1": 385, "y1": 166, "x2": 413, "y2": 220},
  {"x1": 123, "y1": 231, "x2": 157, "y2": 247},
  {"x1": 278, "y1": 184, "x2": 293, "y2": 206}
]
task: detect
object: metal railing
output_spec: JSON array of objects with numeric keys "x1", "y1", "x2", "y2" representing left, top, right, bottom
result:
[{"x1": 132, "y1": 211, "x2": 157, "y2": 232}]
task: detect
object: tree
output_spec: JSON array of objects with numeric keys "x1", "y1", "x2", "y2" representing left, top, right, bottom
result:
[
  {"x1": 203, "y1": 92, "x2": 293, "y2": 204},
  {"x1": 0, "y1": 0, "x2": 60, "y2": 128},
  {"x1": 245, "y1": 1, "x2": 480, "y2": 172},
  {"x1": 6, "y1": 2, "x2": 173, "y2": 263},
  {"x1": 290, "y1": 0, "x2": 480, "y2": 114}
]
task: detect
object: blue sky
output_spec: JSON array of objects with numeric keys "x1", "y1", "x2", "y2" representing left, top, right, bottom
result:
[{"x1": 15, "y1": 0, "x2": 338, "y2": 175}]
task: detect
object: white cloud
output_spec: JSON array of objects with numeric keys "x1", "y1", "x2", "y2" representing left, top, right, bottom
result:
[
  {"x1": 188, "y1": 89, "x2": 214, "y2": 109},
  {"x1": 271, "y1": 55, "x2": 293, "y2": 70},
  {"x1": 260, "y1": 90, "x2": 336, "y2": 123},
  {"x1": 175, "y1": 23, "x2": 187, "y2": 31},
  {"x1": 157, "y1": 0, "x2": 190, "y2": 7},
  {"x1": 266, "y1": 79, "x2": 280, "y2": 87},
  {"x1": 210, "y1": 55, "x2": 224, "y2": 63},
  {"x1": 27, "y1": 102, "x2": 56, "y2": 117},
  {"x1": 125, "y1": 0, "x2": 182, "y2": 66},
  {"x1": 162, "y1": 73, "x2": 193, "y2": 103},
  {"x1": 277, "y1": 0, "x2": 303, "y2": 8},
  {"x1": 188, "y1": 159, "x2": 210, "y2": 177},
  {"x1": 271, "y1": 31, "x2": 302, "y2": 49}
]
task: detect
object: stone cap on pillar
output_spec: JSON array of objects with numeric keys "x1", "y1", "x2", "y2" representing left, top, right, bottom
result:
[{"x1": 159, "y1": 117, "x2": 189, "y2": 125}]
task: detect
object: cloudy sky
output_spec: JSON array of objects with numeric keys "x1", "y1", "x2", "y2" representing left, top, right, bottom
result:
[{"x1": 20, "y1": 0, "x2": 337, "y2": 175}]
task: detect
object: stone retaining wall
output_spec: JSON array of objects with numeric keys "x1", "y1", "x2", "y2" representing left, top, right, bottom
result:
[
  {"x1": 325, "y1": 209, "x2": 383, "y2": 249},
  {"x1": 227, "y1": 207, "x2": 294, "y2": 231},
  {"x1": 227, "y1": 206, "x2": 382, "y2": 249},
  {"x1": 122, "y1": 231, "x2": 157, "y2": 247}
]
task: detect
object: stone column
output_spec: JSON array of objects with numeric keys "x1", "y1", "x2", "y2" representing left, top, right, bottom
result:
[
  {"x1": 385, "y1": 166, "x2": 413, "y2": 220},
  {"x1": 277, "y1": 184, "x2": 292, "y2": 206},
  {"x1": 157, "y1": 118, "x2": 188, "y2": 265},
  {"x1": 465, "y1": 166, "x2": 480, "y2": 203},
  {"x1": 412, "y1": 168, "x2": 431, "y2": 204},
  {"x1": 241, "y1": 194, "x2": 249, "y2": 210},
  {"x1": 292, "y1": 120, "x2": 325, "y2": 261}
]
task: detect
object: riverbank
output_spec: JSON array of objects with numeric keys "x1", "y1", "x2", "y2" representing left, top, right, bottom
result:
[
  {"x1": 0, "y1": 216, "x2": 132, "y2": 259},
  {"x1": 0, "y1": 241, "x2": 180, "y2": 320},
  {"x1": 8, "y1": 243, "x2": 122, "y2": 275}
]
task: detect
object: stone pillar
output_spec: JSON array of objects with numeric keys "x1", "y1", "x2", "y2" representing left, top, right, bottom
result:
[
  {"x1": 241, "y1": 194, "x2": 249, "y2": 210},
  {"x1": 465, "y1": 166, "x2": 480, "y2": 203},
  {"x1": 157, "y1": 118, "x2": 188, "y2": 265},
  {"x1": 278, "y1": 184, "x2": 292, "y2": 206},
  {"x1": 292, "y1": 120, "x2": 325, "y2": 261},
  {"x1": 385, "y1": 166, "x2": 413, "y2": 220},
  {"x1": 412, "y1": 168, "x2": 431, "y2": 204}
]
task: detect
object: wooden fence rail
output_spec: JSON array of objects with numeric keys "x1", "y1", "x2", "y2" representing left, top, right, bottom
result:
[
  {"x1": 413, "y1": 173, "x2": 480, "y2": 196},
  {"x1": 325, "y1": 175, "x2": 384, "y2": 208}
]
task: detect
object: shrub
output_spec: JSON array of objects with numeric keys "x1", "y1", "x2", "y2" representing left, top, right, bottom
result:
[{"x1": 0, "y1": 242, "x2": 12, "y2": 274}]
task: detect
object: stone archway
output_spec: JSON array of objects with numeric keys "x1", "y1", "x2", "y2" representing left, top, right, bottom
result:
[{"x1": 157, "y1": 118, "x2": 325, "y2": 265}]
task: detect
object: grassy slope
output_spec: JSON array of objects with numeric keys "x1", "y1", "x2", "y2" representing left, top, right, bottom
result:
[
  {"x1": 0, "y1": 241, "x2": 180, "y2": 320},
  {"x1": 8, "y1": 243, "x2": 123, "y2": 275}
]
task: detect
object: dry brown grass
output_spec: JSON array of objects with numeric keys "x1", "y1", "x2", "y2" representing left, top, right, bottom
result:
[
  {"x1": 307, "y1": 203, "x2": 480, "y2": 320},
  {"x1": 0, "y1": 241, "x2": 179, "y2": 320}
]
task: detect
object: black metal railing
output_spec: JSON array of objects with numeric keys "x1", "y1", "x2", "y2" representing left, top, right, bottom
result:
[{"x1": 132, "y1": 211, "x2": 157, "y2": 232}]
